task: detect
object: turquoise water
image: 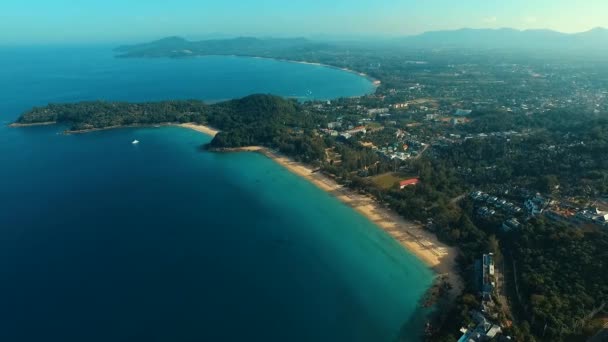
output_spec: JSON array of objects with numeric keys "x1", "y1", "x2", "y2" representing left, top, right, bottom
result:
[{"x1": 0, "y1": 47, "x2": 433, "y2": 341}]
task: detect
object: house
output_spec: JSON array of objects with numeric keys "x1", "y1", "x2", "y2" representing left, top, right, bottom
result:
[
  {"x1": 502, "y1": 218, "x2": 521, "y2": 232},
  {"x1": 367, "y1": 108, "x2": 389, "y2": 115},
  {"x1": 477, "y1": 207, "x2": 496, "y2": 218},
  {"x1": 454, "y1": 109, "x2": 473, "y2": 116},
  {"x1": 525, "y1": 199, "x2": 542, "y2": 215},
  {"x1": 327, "y1": 122, "x2": 341, "y2": 129},
  {"x1": 425, "y1": 113, "x2": 439, "y2": 121},
  {"x1": 524, "y1": 195, "x2": 547, "y2": 216},
  {"x1": 346, "y1": 126, "x2": 367, "y2": 135},
  {"x1": 399, "y1": 177, "x2": 420, "y2": 189},
  {"x1": 452, "y1": 117, "x2": 467, "y2": 125},
  {"x1": 458, "y1": 310, "x2": 504, "y2": 342},
  {"x1": 481, "y1": 253, "x2": 495, "y2": 299}
]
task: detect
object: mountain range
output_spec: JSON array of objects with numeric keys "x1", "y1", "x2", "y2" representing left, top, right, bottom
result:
[
  {"x1": 399, "y1": 27, "x2": 608, "y2": 50},
  {"x1": 116, "y1": 27, "x2": 608, "y2": 58}
]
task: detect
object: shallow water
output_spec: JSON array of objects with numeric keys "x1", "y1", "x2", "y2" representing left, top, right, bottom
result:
[{"x1": 0, "y1": 47, "x2": 432, "y2": 341}]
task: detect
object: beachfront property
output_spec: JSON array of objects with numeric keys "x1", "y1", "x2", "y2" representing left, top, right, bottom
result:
[
  {"x1": 457, "y1": 311, "x2": 504, "y2": 342},
  {"x1": 474, "y1": 253, "x2": 495, "y2": 300},
  {"x1": 460, "y1": 253, "x2": 510, "y2": 342}
]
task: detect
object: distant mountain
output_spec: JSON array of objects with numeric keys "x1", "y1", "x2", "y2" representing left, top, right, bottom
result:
[
  {"x1": 115, "y1": 36, "x2": 329, "y2": 58},
  {"x1": 399, "y1": 27, "x2": 608, "y2": 50},
  {"x1": 116, "y1": 28, "x2": 608, "y2": 58}
]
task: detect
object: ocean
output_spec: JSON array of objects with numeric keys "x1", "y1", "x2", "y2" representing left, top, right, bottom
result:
[{"x1": 0, "y1": 46, "x2": 434, "y2": 341}]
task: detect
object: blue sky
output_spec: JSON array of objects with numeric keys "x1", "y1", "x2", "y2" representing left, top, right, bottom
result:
[{"x1": 1, "y1": 0, "x2": 607, "y2": 43}]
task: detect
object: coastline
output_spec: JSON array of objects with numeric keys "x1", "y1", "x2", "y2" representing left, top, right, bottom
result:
[
  {"x1": 180, "y1": 123, "x2": 463, "y2": 296},
  {"x1": 13, "y1": 122, "x2": 217, "y2": 135},
  {"x1": 182, "y1": 54, "x2": 382, "y2": 88},
  {"x1": 9, "y1": 121, "x2": 56, "y2": 127},
  {"x1": 249, "y1": 56, "x2": 382, "y2": 87},
  {"x1": 11, "y1": 119, "x2": 462, "y2": 295}
]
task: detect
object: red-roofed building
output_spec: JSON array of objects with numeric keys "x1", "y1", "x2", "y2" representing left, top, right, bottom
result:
[{"x1": 399, "y1": 177, "x2": 420, "y2": 189}]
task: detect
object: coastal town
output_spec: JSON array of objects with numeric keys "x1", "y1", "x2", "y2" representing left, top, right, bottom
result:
[
  {"x1": 287, "y1": 54, "x2": 608, "y2": 341},
  {"x1": 13, "y1": 37, "x2": 608, "y2": 342},
  {"x1": 182, "y1": 53, "x2": 608, "y2": 341}
]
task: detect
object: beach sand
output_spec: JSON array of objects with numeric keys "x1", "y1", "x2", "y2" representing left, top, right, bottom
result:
[
  {"x1": 181, "y1": 123, "x2": 463, "y2": 294},
  {"x1": 9, "y1": 121, "x2": 57, "y2": 127}
]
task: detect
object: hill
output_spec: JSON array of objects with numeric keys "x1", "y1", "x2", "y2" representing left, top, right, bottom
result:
[
  {"x1": 115, "y1": 28, "x2": 608, "y2": 59},
  {"x1": 399, "y1": 27, "x2": 608, "y2": 51},
  {"x1": 115, "y1": 36, "x2": 330, "y2": 58}
]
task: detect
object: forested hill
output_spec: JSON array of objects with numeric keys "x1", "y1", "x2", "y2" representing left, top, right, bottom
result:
[
  {"x1": 15, "y1": 94, "x2": 327, "y2": 160},
  {"x1": 115, "y1": 36, "x2": 331, "y2": 58}
]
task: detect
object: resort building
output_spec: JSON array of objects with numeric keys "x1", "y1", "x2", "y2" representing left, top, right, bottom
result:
[{"x1": 480, "y1": 253, "x2": 495, "y2": 299}]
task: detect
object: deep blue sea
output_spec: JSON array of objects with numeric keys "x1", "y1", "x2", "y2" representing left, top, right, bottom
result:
[{"x1": 0, "y1": 46, "x2": 433, "y2": 341}]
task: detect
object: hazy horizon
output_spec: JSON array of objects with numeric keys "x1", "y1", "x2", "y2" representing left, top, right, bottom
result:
[{"x1": 2, "y1": 0, "x2": 608, "y2": 44}]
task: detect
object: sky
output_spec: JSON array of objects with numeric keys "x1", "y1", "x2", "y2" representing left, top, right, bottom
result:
[{"x1": 1, "y1": 0, "x2": 607, "y2": 44}]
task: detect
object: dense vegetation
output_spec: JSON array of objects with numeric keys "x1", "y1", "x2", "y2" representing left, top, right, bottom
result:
[
  {"x1": 17, "y1": 92, "x2": 608, "y2": 341},
  {"x1": 16, "y1": 94, "x2": 328, "y2": 163},
  {"x1": 512, "y1": 219, "x2": 608, "y2": 339}
]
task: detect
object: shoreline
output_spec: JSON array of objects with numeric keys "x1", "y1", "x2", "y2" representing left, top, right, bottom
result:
[
  {"x1": 180, "y1": 123, "x2": 463, "y2": 297},
  {"x1": 11, "y1": 120, "x2": 462, "y2": 296},
  {"x1": 253, "y1": 56, "x2": 382, "y2": 87},
  {"x1": 9, "y1": 121, "x2": 56, "y2": 127},
  {"x1": 175, "y1": 54, "x2": 381, "y2": 88},
  {"x1": 10, "y1": 122, "x2": 217, "y2": 135}
]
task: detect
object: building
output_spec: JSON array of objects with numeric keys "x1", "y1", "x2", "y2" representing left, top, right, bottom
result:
[
  {"x1": 481, "y1": 253, "x2": 495, "y2": 299},
  {"x1": 525, "y1": 196, "x2": 546, "y2": 216},
  {"x1": 458, "y1": 311, "x2": 503, "y2": 342},
  {"x1": 425, "y1": 113, "x2": 440, "y2": 121},
  {"x1": 502, "y1": 218, "x2": 521, "y2": 232},
  {"x1": 327, "y1": 122, "x2": 342, "y2": 129},
  {"x1": 346, "y1": 126, "x2": 367, "y2": 135},
  {"x1": 452, "y1": 117, "x2": 467, "y2": 126},
  {"x1": 367, "y1": 108, "x2": 389, "y2": 115},
  {"x1": 576, "y1": 208, "x2": 608, "y2": 226},
  {"x1": 399, "y1": 177, "x2": 420, "y2": 189},
  {"x1": 454, "y1": 109, "x2": 473, "y2": 116},
  {"x1": 392, "y1": 103, "x2": 408, "y2": 109}
]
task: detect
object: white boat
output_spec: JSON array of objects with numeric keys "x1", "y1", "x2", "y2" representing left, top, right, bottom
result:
[{"x1": 132, "y1": 140, "x2": 139, "y2": 144}]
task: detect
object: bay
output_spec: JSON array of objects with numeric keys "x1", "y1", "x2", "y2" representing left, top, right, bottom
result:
[{"x1": 0, "y1": 46, "x2": 433, "y2": 341}]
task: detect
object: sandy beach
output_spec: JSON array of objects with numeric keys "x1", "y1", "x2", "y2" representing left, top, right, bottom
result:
[
  {"x1": 181, "y1": 123, "x2": 463, "y2": 295},
  {"x1": 9, "y1": 121, "x2": 57, "y2": 127},
  {"x1": 178, "y1": 123, "x2": 220, "y2": 136}
]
